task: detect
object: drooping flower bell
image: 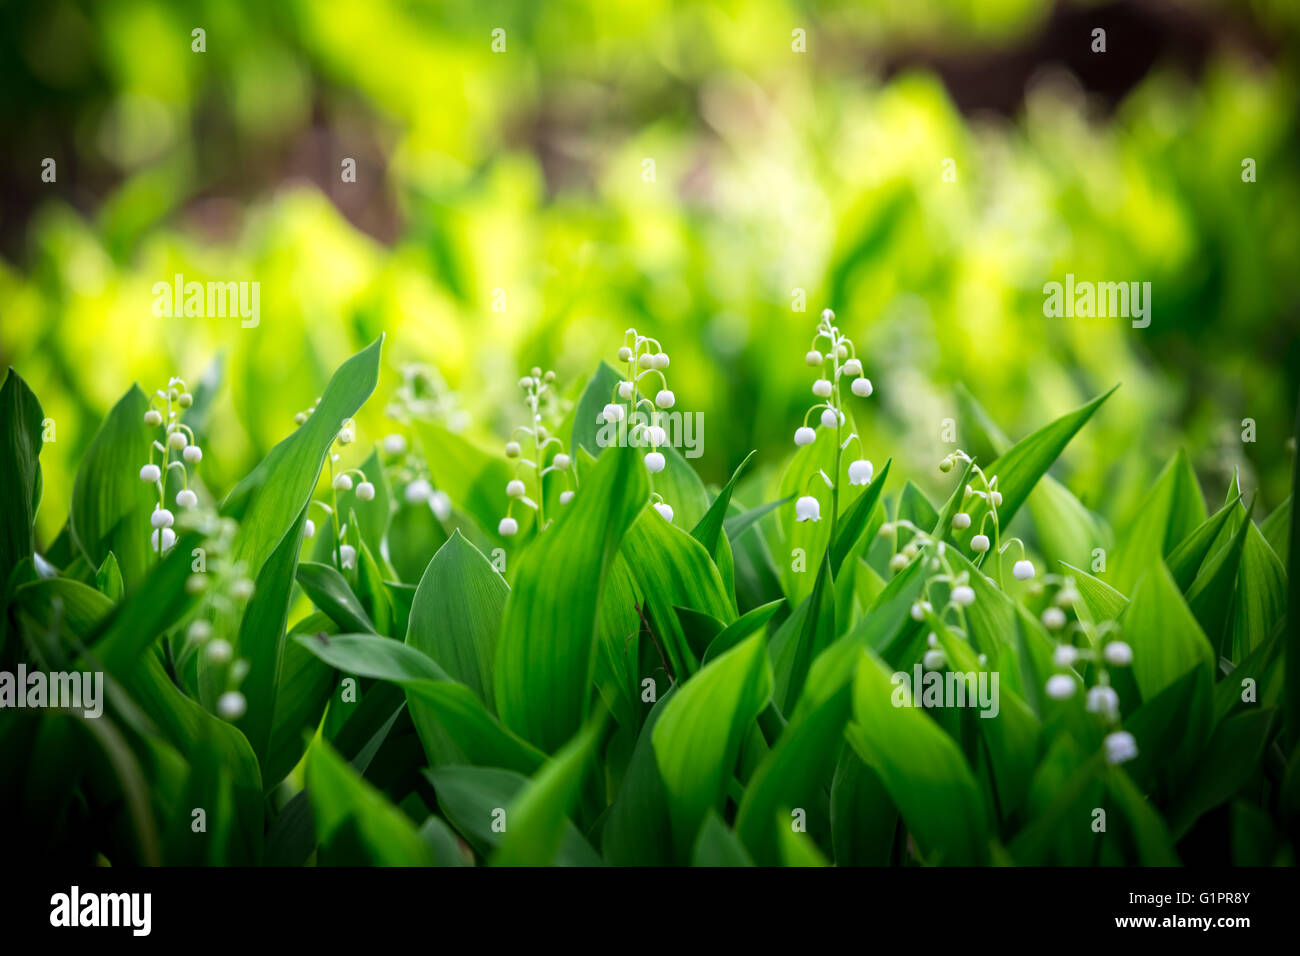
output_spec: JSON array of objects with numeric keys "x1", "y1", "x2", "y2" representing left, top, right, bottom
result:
[
  {"x1": 795, "y1": 496, "x2": 821, "y2": 522},
  {"x1": 847, "y1": 459, "x2": 873, "y2": 485}
]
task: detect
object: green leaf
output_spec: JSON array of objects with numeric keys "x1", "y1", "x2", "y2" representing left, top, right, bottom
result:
[
  {"x1": 306, "y1": 737, "x2": 433, "y2": 866},
  {"x1": 492, "y1": 710, "x2": 607, "y2": 866},
  {"x1": 223, "y1": 336, "x2": 383, "y2": 579},
  {"x1": 601, "y1": 687, "x2": 676, "y2": 866},
  {"x1": 294, "y1": 632, "x2": 545, "y2": 774},
  {"x1": 1165, "y1": 495, "x2": 1243, "y2": 592},
  {"x1": 769, "y1": 552, "x2": 835, "y2": 713},
  {"x1": 980, "y1": 385, "x2": 1117, "y2": 530},
  {"x1": 495, "y1": 445, "x2": 648, "y2": 752},
  {"x1": 1259, "y1": 496, "x2": 1290, "y2": 561},
  {"x1": 1122, "y1": 562, "x2": 1215, "y2": 701},
  {"x1": 1060, "y1": 561, "x2": 1128, "y2": 622},
  {"x1": 652, "y1": 633, "x2": 773, "y2": 856},
  {"x1": 1112, "y1": 449, "x2": 1207, "y2": 594},
  {"x1": 264, "y1": 614, "x2": 336, "y2": 786},
  {"x1": 407, "y1": 530, "x2": 507, "y2": 711},
  {"x1": 621, "y1": 509, "x2": 737, "y2": 681},
  {"x1": 829, "y1": 749, "x2": 898, "y2": 865},
  {"x1": 297, "y1": 562, "x2": 376, "y2": 634},
  {"x1": 701, "y1": 598, "x2": 785, "y2": 666},
  {"x1": 845, "y1": 651, "x2": 989, "y2": 864},
  {"x1": 93, "y1": 552, "x2": 124, "y2": 603},
  {"x1": 1166, "y1": 708, "x2": 1275, "y2": 838},
  {"x1": 69, "y1": 385, "x2": 156, "y2": 594},
  {"x1": 0, "y1": 368, "x2": 45, "y2": 588},
  {"x1": 692, "y1": 812, "x2": 755, "y2": 866},
  {"x1": 233, "y1": 507, "x2": 309, "y2": 767},
  {"x1": 734, "y1": 676, "x2": 851, "y2": 865},
  {"x1": 569, "y1": 361, "x2": 622, "y2": 459},
  {"x1": 830, "y1": 459, "x2": 891, "y2": 575},
  {"x1": 691, "y1": 450, "x2": 756, "y2": 556},
  {"x1": 425, "y1": 765, "x2": 602, "y2": 865},
  {"x1": 1184, "y1": 500, "x2": 1254, "y2": 655},
  {"x1": 1230, "y1": 521, "x2": 1286, "y2": 657}
]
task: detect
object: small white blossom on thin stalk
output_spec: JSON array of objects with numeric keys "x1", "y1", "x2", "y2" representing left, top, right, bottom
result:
[
  {"x1": 1104, "y1": 730, "x2": 1139, "y2": 765},
  {"x1": 498, "y1": 367, "x2": 577, "y2": 538},
  {"x1": 140, "y1": 375, "x2": 206, "y2": 555},
  {"x1": 1045, "y1": 674, "x2": 1076, "y2": 699},
  {"x1": 615, "y1": 329, "x2": 690, "y2": 519},
  {"x1": 790, "y1": 307, "x2": 877, "y2": 543}
]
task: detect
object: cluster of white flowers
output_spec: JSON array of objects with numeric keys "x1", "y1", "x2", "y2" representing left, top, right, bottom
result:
[
  {"x1": 608, "y1": 328, "x2": 678, "y2": 521},
  {"x1": 169, "y1": 512, "x2": 255, "y2": 723},
  {"x1": 792, "y1": 309, "x2": 876, "y2": 527},
  {"x1": 297, "y1": 417, "x2": 378, "y2": 572},
  {"x1": 499, "y1": 368, "x2": 576, "y2": 537},
  {"x1": 1042, "y1": 585, "x2": 1138, "y2": 764},
  {"x1": 138, "y1": 377, "x2": 205, "y2": 554},
  {"x1": 382, "y1": 362, "x2": 471, "y2": 432}
]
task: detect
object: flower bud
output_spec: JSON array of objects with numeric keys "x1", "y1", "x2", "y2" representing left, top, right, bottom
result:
[
  {"x1": 404, "y1": 479, "x2": 432, "y2": 503},
  {"x1": 206, "y1": 639, "x2": 233, "y2": 665},
  {"x1": 383, "y1": 434, "x2": 407, "y2": 456},
  {"x1": 1086, "y1": 685, "x2": 1120, "y2": 720},
  {"x1": 821, "y1": 309, "x2": 835, "y2": 322},
  {"x1": 970, "y1": 534, "x2": 990, "y2": 553},
  {"x1": 176, "y1": 489, "x2": 198, "y2": 508},
  {"x1": 645, "y1": 451, "x2": 666, "y2": 473},
  {"x1": 217, "y1": 692, "x2": 247, "y2": 722},
  {"x1": 498, "y1": 517, "x2": 518, "y2": 536},
  {"x1": 889, "y1": 553, "x2": 908, "y2": 573},
  {"x1": 140, "y1": 464, "x2": 161, "y2": 483},
  {"x1": 820, "y1": 408, "x2": 840, "y2": 429},
  {"x1": 1103, "y1": 730, "x2": 1138, "y2": 765},
  {"x1": 183, "y1": 445, "x2": 203, "y2": 463},
  {"x1": 851, "y1": 377, "x2": 873, "y2": 397},
  {"x1": 230, "y1": 578, "x2": 255, "y2": 601},
  {"x1": 652, "y1": 353, "x2": 669, "y2": 370},
  {"x1": 655, "y1": 389, "x2": 675, "y2": 409},
  {"x1": 602, "y1": 403, "x2": 625, "y2": 423},
  {"x1": 990, "y1": 490, "x2": 1003, "y2": 507},
  {"x1": 639, "y1": 353, "x2": 655, "y2": 368},
  {"x1": 304, "y1": 519, "x2": 316, "y2": 539},
  {"x1": 653, "y1": 502, "x2": 674, "y2": 522},
  {"x1": 842, "y1": 358, "x2": 863, "y2": 376},
  {"x1": 333, "y1": 474, "x2": 353, "y2": 491},
  {"x1": 848, "y1": 459, "x2": 873, "y2": 485},
  {"x1": 805, "y1": 350, "x2": 823, "y2": 366},
  {"x1": 356, "y1": 481, "x2": 376, "y2": 501},
  {"x1": 1012, "y1": 559, "x2": 1035, "y2": 580},
  {"x1": 339, "y1": 544, "x2": 357, "y2": 569},
  {"x1": 144, "y1": 409, "x2": 163, "y2": 426},
  {"x1": 151, "y1": 527, "x2": 176, "y2": 553},
  {"x1": 178, "y1": 392, "x2": 193, "y2": 408},
  {"x1": 1103, "y1": 641, "x2": 1133, "y2": 666},
  {"x1": 795, "y1": 496, "x2": 821, "y2": 523},
  {"x1": 505, "y1": 441, "x2": 521, "y2": 458},
  {"x1": 167, "y1": 431, "x2": 188, "y2": 450},
  {"x1": 188, "y1": 620, "x2": 212, "y2": 642},
  {"x1": 951, "y1": 585, "x2": 975, "y2": 607},
  {"x1": 618, "y1": 346, "x2": 633, "y2": 361},
  {"x1": 1045, "y1": 674, "x2": 1075, "y2": 699},
  {"x1": 294, "y1": 412, "x2": 307, "y2": 425},
  {"x1": 618, "y1": 381, "x2": 634, "y2": 400},
  {"x1": 1042, "y1": 607, "x2": 1067, "y2": 630},
  {"x1": 1053, "y1": 644, "x2": 1078, "y2": 667},
  {"x1": 952, "y1": 512, "x2": 971, "y2": 529},
  {"x1": 151, "y1": 507, "x2": 175, "y2": 529},
  {"x1": 560, "y1": 490, "x2": 574, "y2": 505},
  {"x1": 430, "y1": 490, "x2": 452, "y2": 521},
  {"x1": 553, "y1": 453, "x2": 571, "y2": 470},
  {"x1": 923, "y1": 649, "x2": 945, "y2": 670},
  {"x1": 812, "y1": 379, "x2": 833, "y2": 398},
  {"x1": 506, "y1": 479, "x2": 526, "y2": 498}
]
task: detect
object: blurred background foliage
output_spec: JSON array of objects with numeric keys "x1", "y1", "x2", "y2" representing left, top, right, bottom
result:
[{"x1": 2, "y1": 0, "x2": 1297, "y2": 547}]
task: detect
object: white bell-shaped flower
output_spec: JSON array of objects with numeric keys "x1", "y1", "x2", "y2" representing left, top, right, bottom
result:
[
  {"x1": 645, "y1": 451, "x2": 666, "y2": 473},
  {"x1": 794, "y1": 496, "x2": 821, "y2": 522},
  {"x1": 847, "y1": 459, "x2": 873, "y2": 485},
  {"x1": 794, "y1": 426, "x2": 815, "y2": 446},
  {"x1": 851, "y1": 377, "x2": 873, "y2": 397}
]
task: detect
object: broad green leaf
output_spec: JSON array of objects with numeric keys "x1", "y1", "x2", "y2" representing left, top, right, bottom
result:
[
  {"x1": 294, "y1": 632, "x2": 544, "y2": 774},
  {"x1": 407, "y1": 530, "x2": 507, "y2": 711},
  {"x1": 265, "y1": 613, "x2": 336, "y2": 786},
  {"x1": 1165, "y1": 496, "x2": 1243, "y2": 591},
  {"x1": 425, "y1": 766, "x2": 602, "y2": 865},
  {"x1": 1107, "y1": 767, "x2": 1180, "y2": 866},
  {"x1": 493, "y1": 710, "x2": 607, "y2": 866},
  {"x1": 1122, "y1": 562, "x2": 1215, "y2": 701},
  {"x1": 602, "y1": 687, "x2": 676, "y2": 866},
  {"x1": 830, "y1": 459, "x2": 891, "y2": 575},
  {"x1": 569, "y1": 361, "x2": 622, "y2": 459},
  {"x1": 306, "y1": 737, "x2": 433, "y2": 866},
  {"x1": 734, "y1": 677, "x2": 850, "y2": 865},
  {"x1": 769, "y1": 552, "x2": 835, "y2": 713},
  {"x1": 1185, "y1": 501, "x2": 1254, "y2": 655},
  {"x1": 223, "y1": 337, "x2": 383, "y2": 579},
  {"x1": 692, "y1": 812, "x2": 754, "y2": 866},
  {"x1": 829, "y1": 748, "x2": 898, "y2": 866},
  {"x1": 1060, "y1": 561, "x2": 1128, "y2": 622},
  {"x1": 1259, "y1": 496, "x2": 1290, "y2": 561},
  {"x1": 691, "y1": 450, "x2": 756, "y2": 556},
  {"x1": 619, "y1": 507, "x2": 735, "y2": 681},
  {"x1": 1167, "y1": 708, "x2": 1275, "y2": 838},
  {"x1": 1231, "y1": 522, "x2": 1286, "y2": 657},
  {"x1": 1112, "y1": 449, "x2": 1207, "y2": 594},
  {"x1": 652, "y1": 633, "x2": 773, "y2": 856},
  {"x1": 0, "y1": 368, "x2": 44, "y2": 588},
  {"x1": 297, "y1": 561, "x2": 376, "y2": 634},
  {"x1": 701, "y1": 598, "x2": 785, "y2": 666},
  {"x1": 845, "y1": 651, "x2": 989, "y2": 864},
  {"x1": 69, "y1": 385, "x2": 156, "y2": 594},
  {"x1": 496, "y1": 445, "x2": 647, "y2": 752},
  {"x1": 777, "y1": 823, "x2": 831, "y2": 866}
]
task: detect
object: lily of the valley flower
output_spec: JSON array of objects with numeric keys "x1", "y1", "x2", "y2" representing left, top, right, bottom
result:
[
  {"x1": 1103, "y1": 730, "x2": 1139, "y2": 764},
  {"x1": 847, "y1": 459, "x2": 873, "y2": 485},
  {"x1": 795, "y1": 496, "x2": 821, "y2": 522}
]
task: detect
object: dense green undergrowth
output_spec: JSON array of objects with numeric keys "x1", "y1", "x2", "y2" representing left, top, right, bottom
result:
[{"x1": 1, "y1": 330, "x2": 1296, "y2": 866}]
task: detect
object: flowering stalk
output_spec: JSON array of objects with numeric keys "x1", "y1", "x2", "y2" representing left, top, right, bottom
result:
[
  {"x1": 605, "y1": 328, "x2": 679, "y2": 519},
  {"x1": 295, "y1": 404, "x2": 372, "y2": 572},
  {"x1": 138, "y1": 377, "x2": 203, "y2": 560},
  {"x1": 500, "y1": 367, "x2": 575, "y2": 537},
  {"x1": 792, "y1": 309, "x2": 875, "y2": 543}
]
